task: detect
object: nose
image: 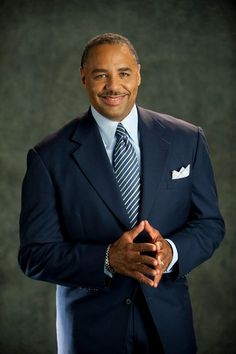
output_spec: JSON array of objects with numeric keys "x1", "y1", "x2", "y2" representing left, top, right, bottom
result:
[{"x1": 104, "y1": 74, "x2": 121, "y2": 92}]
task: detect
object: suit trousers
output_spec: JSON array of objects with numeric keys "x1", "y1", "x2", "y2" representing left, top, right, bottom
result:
[{"x1": 125, "y1": 287, "x2": 164, "y2": 354}]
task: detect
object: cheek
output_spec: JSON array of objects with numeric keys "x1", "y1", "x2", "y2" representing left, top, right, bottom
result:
[
  {"x1": 89, "y1": 82, "x2": 104, "y2": 95},
  {"x1": 129, "y1": 83, "x2": 139, "y2": 96},
  {"x1": 126, "y1": 78, "x2": 140, "y2": 91},
  {"x1": 85, "y1": 83, "x2": 99, "y2": 97}
]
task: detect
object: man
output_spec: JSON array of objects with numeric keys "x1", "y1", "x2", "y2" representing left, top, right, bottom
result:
[{"x1": 19, "y1": 33, "x2": 225, "y2": 354}]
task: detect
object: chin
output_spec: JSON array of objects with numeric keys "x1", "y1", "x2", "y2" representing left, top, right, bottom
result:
[{"x1": 97, "y1": 107, "x2": 125, "y2": 121}]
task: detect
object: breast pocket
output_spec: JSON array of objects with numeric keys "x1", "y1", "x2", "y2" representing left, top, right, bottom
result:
[{"x1": 167, "y1": 175, "x2": 191, "y2": 190}]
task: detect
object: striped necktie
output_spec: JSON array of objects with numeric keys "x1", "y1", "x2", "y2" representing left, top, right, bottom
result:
[{"x1": 113, "y1": 123, "x2": 140, "y2": 228}]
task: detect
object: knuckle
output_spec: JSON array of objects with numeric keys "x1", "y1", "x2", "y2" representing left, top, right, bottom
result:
[
  {"x1": 126, "y1": 243, "x2": 131, "y2": 251},
  {"x1": 122, "y1": 231, "x2": 128, "y2": 238},
  {"x1": 137, "y1": 273, "x2": 143, "y2": 282}
]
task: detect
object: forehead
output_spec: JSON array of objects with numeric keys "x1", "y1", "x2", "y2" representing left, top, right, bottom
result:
[{"x1": 85, "y1": 44, "x2": 138, "y2": 68}]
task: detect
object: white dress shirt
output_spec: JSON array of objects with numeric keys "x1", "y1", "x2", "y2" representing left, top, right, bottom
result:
[
  {"x1": 91, "y1": 105, "x2": 140, "y2": 166},
  {"x1": 91, "y1": 105, "x2": 178, "y2": 274}
]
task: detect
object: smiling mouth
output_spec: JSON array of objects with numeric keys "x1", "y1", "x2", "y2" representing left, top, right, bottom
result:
[{"x1": 99, "y1": 94, "x2": 128, "y2": 106}]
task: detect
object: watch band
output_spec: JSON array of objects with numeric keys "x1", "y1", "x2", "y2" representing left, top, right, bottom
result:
[{"x1": 105, "y1": 244, "x2": 116, "y2": 276}]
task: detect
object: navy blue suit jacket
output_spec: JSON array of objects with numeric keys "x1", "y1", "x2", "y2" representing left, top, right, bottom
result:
[{"x1": 19, "y1": 107, "x2": 225, "y2": 354}]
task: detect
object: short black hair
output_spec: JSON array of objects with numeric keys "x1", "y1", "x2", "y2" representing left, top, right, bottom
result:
[{"x1": 80, "y1": 32, "x2": 139, "y2": 68}]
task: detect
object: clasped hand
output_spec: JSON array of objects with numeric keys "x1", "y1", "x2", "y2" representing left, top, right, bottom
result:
[{"x1": 109, "y1": 220, "x2": 173, "y2": 288}]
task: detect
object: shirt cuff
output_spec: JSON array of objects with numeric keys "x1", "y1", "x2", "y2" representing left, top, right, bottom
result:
[
  {"x1": 164, "y1": 239, "x2": 178, "y2": 273},
  {"x1": 104, "y1": 266, "x2": 114, "y2": 278}
]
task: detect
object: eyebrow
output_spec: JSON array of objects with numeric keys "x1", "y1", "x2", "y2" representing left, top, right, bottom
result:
[
  {"x1": 91, "y1": 67, "x2": 132, "y2": 74},
  {"x1": 118, "y1": 67, "x2": 132, "y2": 72},
  {"x1": 91, "y1": 69, "x2": 108, "y2": 74}
]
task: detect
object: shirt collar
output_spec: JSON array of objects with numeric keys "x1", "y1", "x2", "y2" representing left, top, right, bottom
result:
[{"x1": 91, "y1": 105, "x2": 139, "y2": 149}]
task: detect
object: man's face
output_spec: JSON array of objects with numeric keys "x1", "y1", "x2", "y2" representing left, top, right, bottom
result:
[{"x1": 80, "y1": 44, "x2": 141, "y2": 121}]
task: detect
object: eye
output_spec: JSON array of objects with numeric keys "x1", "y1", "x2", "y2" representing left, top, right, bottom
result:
[
  {"x1": 94, "y1": 73, "x2": 107, "y2": 79},
  {"x1": 120, "y1": 72, "x2": 130, "y2": 78}
]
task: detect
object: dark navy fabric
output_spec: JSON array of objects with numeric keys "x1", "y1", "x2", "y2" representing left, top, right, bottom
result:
[
  {"x1": 19, "y1": 107, "x2": 225, "y2": 354},
  {"x1": 125, "y1": 286, "x2": 164, "y2": 354}
]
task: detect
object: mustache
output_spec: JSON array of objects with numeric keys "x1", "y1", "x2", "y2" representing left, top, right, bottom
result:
[{"x1": 98, "y1": 91, "x2": 128, "y2": 97}]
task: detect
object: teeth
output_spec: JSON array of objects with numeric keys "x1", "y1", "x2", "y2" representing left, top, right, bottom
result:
[
  {"x1": 100, "y1": 95, "x2": 126, "y2": 105},
  {"x1": 105, "y1": 96, "x2": 123, "y2": 101},
  {"x1": 102, "y1": 95, "x2": 125, "y2": 98}
]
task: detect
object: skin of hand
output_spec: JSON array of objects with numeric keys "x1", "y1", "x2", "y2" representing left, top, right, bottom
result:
[
  {"x1": 109, "y1": 220, "x2": 173, "y2": 288},
  {"x1": 143, "y1": 220, "x2": 173, "y2": 287},
  {"x1": 109, "y1": 221, "x2": 159, "y2": 287}
]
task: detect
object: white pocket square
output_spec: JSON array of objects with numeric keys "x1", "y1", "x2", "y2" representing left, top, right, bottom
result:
[{"x1": 172, "y1": 164, "x2": 190, "y2": 180}]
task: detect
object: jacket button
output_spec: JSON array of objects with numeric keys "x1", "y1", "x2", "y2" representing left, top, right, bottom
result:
[{"x1": 126, "y1": 298, "x2": 132, "y2": 305}]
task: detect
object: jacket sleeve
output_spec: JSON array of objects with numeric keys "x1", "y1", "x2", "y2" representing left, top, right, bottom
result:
[
  {"x1": 19, "y1": 148, "x2": 108, "y2": 289},
  {"x1": 168, "y1": 128, "x2": 225, "y2": 278}
]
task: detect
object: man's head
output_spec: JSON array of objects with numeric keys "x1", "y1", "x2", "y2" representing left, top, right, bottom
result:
[{"x1": 80, "y1": 33, "x2": 141, "y2": 121}]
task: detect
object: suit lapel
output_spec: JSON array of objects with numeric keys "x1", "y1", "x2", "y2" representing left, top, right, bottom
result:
[
  {"x1": 71, "y1": 111, "x2": 131, "y2": 229},
  {"x1": 138, "y1": 107, "x2": 171, "y2": 221},
  {"x1": 70, "y1": 108, "x2": 171, "y2": 228}
]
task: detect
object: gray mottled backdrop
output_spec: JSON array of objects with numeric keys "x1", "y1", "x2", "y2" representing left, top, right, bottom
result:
[{"x1": 0, "y1": 0, "x2": 235, "y2": 353}]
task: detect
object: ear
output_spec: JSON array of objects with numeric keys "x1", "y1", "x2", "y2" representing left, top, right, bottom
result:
[
  {"x1": 137, "y1": 64, "x2": 141, "y2": 86},
  {"x1": 80, "y1": 67, "x2": 86, "y2": 86}
]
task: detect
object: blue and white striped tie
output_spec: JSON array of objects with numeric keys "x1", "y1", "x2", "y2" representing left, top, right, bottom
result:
[{"x1": 113, "y1": 123, "x2": 140, "y2": 228}]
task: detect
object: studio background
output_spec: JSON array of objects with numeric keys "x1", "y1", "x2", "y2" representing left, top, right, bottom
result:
[{"x1": 0, "y1": 1, "x2": 235, "y2": 353}]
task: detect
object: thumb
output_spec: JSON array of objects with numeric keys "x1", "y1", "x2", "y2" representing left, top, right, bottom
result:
[{"x1": 128, "y1": 221, "x2": 145, "y2": 242}]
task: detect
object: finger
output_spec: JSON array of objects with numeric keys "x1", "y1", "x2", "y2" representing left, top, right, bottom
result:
[
  {"x1": 128, "y1": 221, "x2": 145, "y2": 241},
  {"x1": 156, "y1": 241, "x2": 162, "y2": 251},
  {"x1": 134, "y1": 263, "x2": 157, "y2": 277},
  {"x1": 131, "y1": 242, "x2": 157, "y2": 253},
  {"x1": 143, "y1": 220, "x2": 155, "y2": 236},
  {"x1": 157, "y1": 243, "x2": 172, "y2": 263},
  {"x1": 144, "y1": 220, "x2": 161, "y2": 241},
  {"x1": 157, "y1": 255, "x2": 165, "y2": 268},
  {"x1": 132, "y1": 254, "x2": 158, "y2": 267},
  {"x1": 154, "y1": 250, "x2": 165, "y2": 266},
  {"x1": 153, "y1": 272, "x2": 162, "y2": 288},
  {"x1": 131, "y1": 271, "x2": 155, "y2": 287}
]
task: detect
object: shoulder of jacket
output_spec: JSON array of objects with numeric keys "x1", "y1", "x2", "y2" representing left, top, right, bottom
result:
[
  {"x1": 34, "y1": 111, "x2": 88, "y2": 151},
  {"x1": 138, "y1": 106, "x2": 199, "y2": 134}
]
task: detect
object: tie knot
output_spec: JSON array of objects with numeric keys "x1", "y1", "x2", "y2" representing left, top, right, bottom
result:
[{"x1": 115, "y1": 123, "x2": 128, "y2": 139}]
